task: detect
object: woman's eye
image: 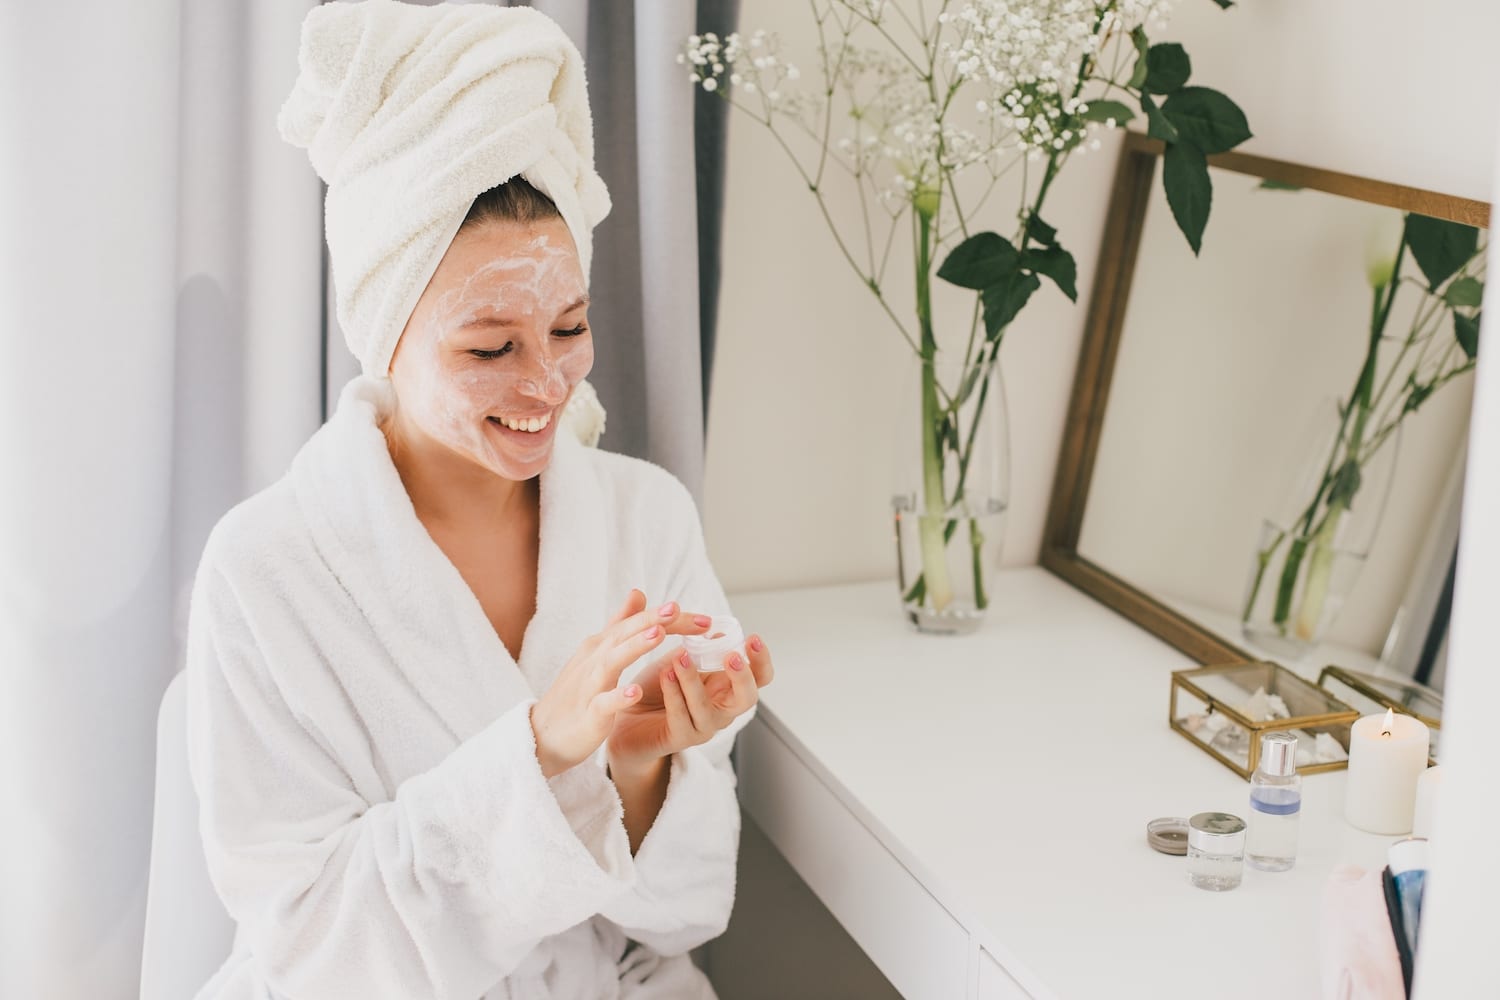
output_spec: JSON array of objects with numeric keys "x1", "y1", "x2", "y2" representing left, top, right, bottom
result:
[
  {"x1": 469, "y1": 345, "x2": 511, "y2": 360},
  {"x1": 555, "y1": 324, "x2": 588, "y2": 337}
]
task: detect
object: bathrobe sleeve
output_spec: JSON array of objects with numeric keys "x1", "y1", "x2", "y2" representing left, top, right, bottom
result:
[
  {"x1": 598, "y1": 472, "x2": 756, "y2": 956},
  {"x1": 183, "y1": 540, "x2": 640, "y2": 999}
]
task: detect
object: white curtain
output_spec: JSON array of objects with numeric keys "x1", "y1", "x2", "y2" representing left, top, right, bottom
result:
[{"x1": 0, "y1": 2, "x2": 322, "y2": 996}]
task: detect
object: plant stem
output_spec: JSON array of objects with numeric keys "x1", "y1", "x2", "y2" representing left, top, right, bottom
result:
[
  {"x1": 1293, "y1": 502, "x2": 1346, "y2": 641},
  {"x1": 915, "y1": 207, "x2": 954, "y2": 611}
]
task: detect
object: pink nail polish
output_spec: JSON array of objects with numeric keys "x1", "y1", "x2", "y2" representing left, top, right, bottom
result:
[
  {"x1": 750, "y1": 636, "x2": 764, "y2": 653},
  {"x1": 658, "y1": 602, "x2": 677, "y2": 617},
  {"x1": 644, "y1": 625, "x2": 662, "y2": 639},
  {"x1": 693, "y1": 614, "x2": 713, "y2": 628},
  {"x1": 678, "y1": 649, "x2": 693, "y2": 669},
  {"x1": 727, "y1": 654, "x2": 744, "y2": 671}
]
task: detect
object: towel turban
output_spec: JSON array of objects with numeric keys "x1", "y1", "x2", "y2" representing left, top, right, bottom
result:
[{"x1": 277, "y1": 0, "x2": 612, "y2": 379}]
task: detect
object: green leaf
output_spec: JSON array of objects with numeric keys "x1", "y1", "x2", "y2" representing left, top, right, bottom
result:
[
  {"x1": 1127, "y1": 27, "x2": 1150, "y2": 89},
  {"x1": 1022, "y1": 245, "x2": 1079, "y2": 302},
  {"x1": 1445, "y1": 276, "x2": 1484, "y2": 308},
  {"x1": 1208, "y1": 0, "x2": 1235, "y2": 7},
  {"x1": 1326, "y1": 459, "x2": 1363, "y2": 510},
  {"x1": 981, "y1": 271, "x2": 1041, "y2": 338},
  {"x1": 1026, "y1": 212, "x2": 1057, "y2": 247},
  {"x1": 1258, "y1": 178, "x2": 1302, "y2": 191},
  {"x1": 1080, "y1": 100, "x2": 1136, "y2": 126},
  {"x1": 937, "y1": 232, "x2": 1018, "y2": 290},
  {"x1": 954, "y1": 365, "x2": 982, "y2": 408},
  {"x1": 1141, "y1": 93, "x2": 1179, "y2": 144},
  {"x1": 1403, "y1": 375, "x2": 1436, "y2": 415},
  {"x1": 1404, "y1": 214, "x2": 1480, "y2": 289},
  {"x1": 1162, "y1": 141, "x2": 1211, "y2": 255},
  {"x1": 1160, "y1": 86, "x2": 1252, "y2": 154},
  {"x1": 1142, "y1": 43, "x2": 1191, "y2": 95},
  {"x1": 1455, "y1": 310, "x2": 1481, "y2": 360}
]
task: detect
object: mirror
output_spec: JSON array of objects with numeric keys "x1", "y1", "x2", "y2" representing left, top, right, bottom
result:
[{"x1": 1043, "y1": 134, "x2": 1489, "y2": 718}]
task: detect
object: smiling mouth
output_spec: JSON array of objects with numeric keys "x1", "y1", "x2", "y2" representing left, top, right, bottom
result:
[{"x1": 487, "y1": 410, "x2": 553, "y2": 434}]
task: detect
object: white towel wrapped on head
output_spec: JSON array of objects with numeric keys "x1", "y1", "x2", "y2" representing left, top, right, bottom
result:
[{"x1": 277, "y1": 0, "x2": 612, "y2": 379}]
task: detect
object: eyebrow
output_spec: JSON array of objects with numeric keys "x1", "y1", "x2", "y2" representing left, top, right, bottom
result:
[{"x1": 458, "y1": 294, "x2": 590, "y2": 328}]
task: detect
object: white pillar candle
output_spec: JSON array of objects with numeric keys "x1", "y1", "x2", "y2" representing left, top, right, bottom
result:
[
  {"x1": 1412, "y1": 764, "x2": 1444, "y2": 840},
  {"x1": 1345, "y1": 709, "x2": 1432, "y2": 834}
]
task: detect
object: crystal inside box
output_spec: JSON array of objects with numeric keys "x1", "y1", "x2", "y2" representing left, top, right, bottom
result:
[{"x1": 1169, "y1": 661, "x2": 1359, "y2": 779}]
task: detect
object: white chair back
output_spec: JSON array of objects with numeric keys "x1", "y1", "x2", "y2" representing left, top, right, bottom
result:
[{"x1": 139, "y1": 671, "x2": 235, "y2": 1000}]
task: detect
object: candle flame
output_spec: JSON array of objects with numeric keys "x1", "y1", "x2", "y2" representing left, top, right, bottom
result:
[{"x1": 1380, "y1": 707, "x2": 1396, "y2": 737}]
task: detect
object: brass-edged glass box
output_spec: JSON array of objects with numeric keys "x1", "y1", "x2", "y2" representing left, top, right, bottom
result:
[
  {"x1": 1170, "y1": 662, "x2": 1360, "y2": 779},
  {"x1": 1317, "y1": 665, "x2": 1443, "y2": 764}
]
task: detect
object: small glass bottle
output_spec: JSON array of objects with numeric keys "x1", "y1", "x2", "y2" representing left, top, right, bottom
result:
[
  {"x1": 1186, "y1": 812, "x2": 1246, "y2": 891},
  {"x1": 1246, "y1": 731, "x2": 1301, "y2": 872}
]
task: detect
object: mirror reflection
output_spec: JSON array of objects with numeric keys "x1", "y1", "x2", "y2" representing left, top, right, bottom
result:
[{"x1": 1076, "y1": 154, "x2": 1486, "y2": 716}]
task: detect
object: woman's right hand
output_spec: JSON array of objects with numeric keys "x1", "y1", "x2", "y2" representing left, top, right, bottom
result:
[{"x1": 530, "y1": 588, "x2": 711, "y2": 778}]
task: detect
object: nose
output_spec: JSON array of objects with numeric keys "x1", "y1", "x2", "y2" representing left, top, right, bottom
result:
[{"x1": 516, "y1": 347, "x2": 570, "y2": 405}]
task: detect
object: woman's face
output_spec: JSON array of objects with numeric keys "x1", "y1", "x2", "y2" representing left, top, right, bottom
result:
[{"x1": 388, "y1": 216, "x2": 594, "y2": 482}]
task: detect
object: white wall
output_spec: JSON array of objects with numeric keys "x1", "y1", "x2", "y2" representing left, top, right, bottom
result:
[{"x1": 702, "y1": 0, "x2": 1500, "y2": 594}]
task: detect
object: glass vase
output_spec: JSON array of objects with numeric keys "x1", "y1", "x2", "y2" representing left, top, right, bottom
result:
[
  {"x1": 1240, "y1": 397, "x2": 1402, "y2": 658},
  {"x1": 890, "y1": 348, "x2": 1010, "y2": 633}
]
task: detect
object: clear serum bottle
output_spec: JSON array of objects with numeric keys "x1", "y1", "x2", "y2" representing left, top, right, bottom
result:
[{"x1": 1247, "y1": 731, "x2": 1301, "y2": 871}]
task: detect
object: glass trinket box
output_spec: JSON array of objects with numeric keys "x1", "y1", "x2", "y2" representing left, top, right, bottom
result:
[
  {"x1": 1317, "y1": 665, "x2": 1443, "y2": 764},
  {"x1": 1169, "y1": 661, "x2": 1360, "y2": 779}
]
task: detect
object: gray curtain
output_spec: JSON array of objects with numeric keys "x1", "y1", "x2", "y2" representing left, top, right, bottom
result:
[{"x1": 323, "y1": 0, "x2": 737, "y2": 504}]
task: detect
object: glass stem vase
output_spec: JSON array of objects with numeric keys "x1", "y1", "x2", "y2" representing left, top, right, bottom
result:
[
  {"x1": 891, "y1": 347, "x2": 1010, "y2": 633},
  {"x1": 1241, "y1": 396, "x2": 1401, "y2": 657}
]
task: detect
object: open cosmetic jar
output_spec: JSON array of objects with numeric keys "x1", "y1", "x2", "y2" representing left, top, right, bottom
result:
[{"x1": 682, "y1": 615, "x2": 745, "y2": 672}]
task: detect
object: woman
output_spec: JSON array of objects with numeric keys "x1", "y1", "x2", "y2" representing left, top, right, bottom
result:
[{"x1": 183, "y1": 3, "x2": 770, "y2": 998}]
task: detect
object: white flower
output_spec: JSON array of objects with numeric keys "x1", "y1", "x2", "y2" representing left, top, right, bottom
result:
[{"x1": 703, "y1": 77, "x2": 718, "y2": 92}]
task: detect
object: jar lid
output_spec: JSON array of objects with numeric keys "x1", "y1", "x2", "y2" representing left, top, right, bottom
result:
[
  {"x1": 1146, "y1": 817, "x2": 1189, "y2": 856},
  {"x1": 1188, "y1": 811, "x2": 1246, "y2": 851},
  {"x1": 683, "y1": 615, "x2": 744, "y2": 656}
]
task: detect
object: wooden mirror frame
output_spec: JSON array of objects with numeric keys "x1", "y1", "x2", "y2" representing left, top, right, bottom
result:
[{"x1": 1041, "y1": 130, "x2": 1491, "y2": 665}]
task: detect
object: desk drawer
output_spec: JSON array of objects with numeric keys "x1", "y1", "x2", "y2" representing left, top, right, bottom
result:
[{"x1": 737, "y1": 717, "x2": 969, "y2": 1000}]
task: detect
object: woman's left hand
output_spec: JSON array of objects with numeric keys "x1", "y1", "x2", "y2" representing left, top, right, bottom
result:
[{"x1": 605, "y1": 629, "x2": 774, "y2": 774}]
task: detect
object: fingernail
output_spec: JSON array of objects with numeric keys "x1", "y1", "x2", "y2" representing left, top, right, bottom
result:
[
  {"x1": 657, "y1": 601, "x2": 677, "y2": 618},
  {"x1": 644, "y1": 625, "x2": 662, "y2": 639},
  {"x1": 727, "y1": 653, "x2": 745, "y2": 671},
  {"x1": 625, "y1": 684, "x2": 641, "y2": 698},
  {"x1": 678, "y1": 649, "x2": 693, "y2": 669},
  {"x1": 694, "y1": 614, "x2": 713, "y2": 628},
  {"x1": 749, "y1": 636, "x2": 764, "y2": 653}
]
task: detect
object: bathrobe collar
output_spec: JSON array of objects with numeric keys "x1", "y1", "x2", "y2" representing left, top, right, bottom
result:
[{"x1": 290, "y1": 373, "x2": 607, "y2": 737}]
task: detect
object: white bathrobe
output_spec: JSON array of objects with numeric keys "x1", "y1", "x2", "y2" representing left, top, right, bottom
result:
[{"x1": 183, "y1": 374, "x2": 752, "y2": 1000}]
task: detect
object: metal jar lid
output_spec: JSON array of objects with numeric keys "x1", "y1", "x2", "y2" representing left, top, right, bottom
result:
[
  {"x1": 1147, "y1": 817, "x2": 1189, "y2": 856},
  {"x1": 1258, "y1": 731, "x2": 1299, "y2": 777},
  {"x1": 1188, "y1": 811, "x2": 1246, "y2": 852}
]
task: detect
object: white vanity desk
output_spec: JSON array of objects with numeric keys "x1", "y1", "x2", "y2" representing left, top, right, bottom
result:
[{"x1": 728, "y1": 568, "x2": 1396, "y2": 1000}]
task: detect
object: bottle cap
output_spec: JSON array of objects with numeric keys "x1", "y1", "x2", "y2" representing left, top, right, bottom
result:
[
  {"x1": 1388, "y1": 837, "x2": 1429, "y2": 875},
  {"x1": 1258, "y1": 731, "x2": 1298, "y2": 777},
  {"x1": 1188, "y1": 812, "x2": 1246, "y2": 852}
]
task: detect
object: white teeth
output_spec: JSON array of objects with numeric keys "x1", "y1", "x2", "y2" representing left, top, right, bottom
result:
[{"x1": 498, "y1": 411, "x2": 551, "y2": 433}]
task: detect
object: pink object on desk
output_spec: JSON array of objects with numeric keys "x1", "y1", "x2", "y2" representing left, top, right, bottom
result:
[{"x1": 1320, "y1": 864, "x2": 1405, "y2": 1000}]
